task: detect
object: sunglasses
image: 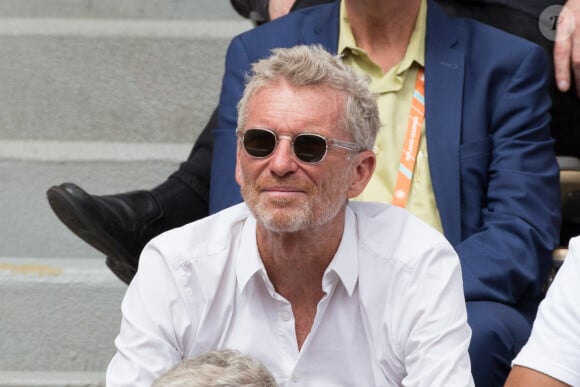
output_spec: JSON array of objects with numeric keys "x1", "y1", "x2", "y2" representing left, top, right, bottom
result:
[{"x1": 237, "y1": 128, "x2": 362, "y2": 163}]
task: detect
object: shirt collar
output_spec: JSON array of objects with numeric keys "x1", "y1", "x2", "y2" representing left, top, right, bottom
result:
[
  {"x1": 338, "y1": 0, "x2": 426, "y2": 73},
  {"x1": 236, "y1": 214, "x2": 267, "y2": 293},
  {"x1": 324, "y1": 205, "x2": 359, "y2": 296},
  {"x1": 235, "y1": 206, "x2": 359, "y2": 297}
]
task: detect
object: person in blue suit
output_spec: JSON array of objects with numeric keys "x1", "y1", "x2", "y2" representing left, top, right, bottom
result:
[{"x1": 208, "y1": 0, "x2": 560, "y2": 385}]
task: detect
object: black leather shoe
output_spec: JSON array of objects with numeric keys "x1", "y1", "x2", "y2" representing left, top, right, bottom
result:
[{"x1": 46, "y1": 183, "x2": 164, "y2": 284}]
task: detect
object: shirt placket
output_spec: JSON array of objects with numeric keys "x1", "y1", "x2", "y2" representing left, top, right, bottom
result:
[
  {"x1": 286, "y1": 277, "x2": 338, "y2": 385},
  {"x1": 272, "y1": 294, "x2": 299, "y2": 384}
]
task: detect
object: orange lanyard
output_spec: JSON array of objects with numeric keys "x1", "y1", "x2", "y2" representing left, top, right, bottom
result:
[{"x1": 391, "y1": 67, "x2": 425, "y2": 208}]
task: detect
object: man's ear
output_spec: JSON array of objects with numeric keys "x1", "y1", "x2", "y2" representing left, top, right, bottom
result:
[
  {"x1": 347, "y1": 150, "x2": 376, "y2": 198},
  {"x1": 235, "y1": 144, "x2": 243, "y2": 186}
]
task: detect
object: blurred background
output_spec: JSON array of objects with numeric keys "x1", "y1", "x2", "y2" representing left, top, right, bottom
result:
[{"x1": 0, "y1": 1, "x2": 249, "y2": 385}]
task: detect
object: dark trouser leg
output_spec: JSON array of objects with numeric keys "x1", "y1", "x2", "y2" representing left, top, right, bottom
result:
[
  {"x1": 466, "y1": 301, "x2": 532, "y2": 386},
  {"x1": 149, "y1": 107, "x2": 216, "y2": 231}
]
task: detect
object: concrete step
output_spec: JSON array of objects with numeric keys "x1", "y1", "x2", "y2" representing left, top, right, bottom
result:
[
  {"x1": 0, "y1": 256, "x2": 126, "y2": 378},
  {"x1": 0, "y1": 0, "x2": 241, "y2": 20},
  {"x1": 0, "y1": 372, "x2": 104, "y2": 387},
  {"x1": 0, "y1": 1, "x2": 244, "y2": 380},
  {"x1": 0, "y1": 18, "x2": 250, "y2": 143},
  {"x1": 0, "y1": 140, "x2": 191, "y2": 259},
  {"x1": 0, "y1": 11, "x2": 249, "y2": 259}
]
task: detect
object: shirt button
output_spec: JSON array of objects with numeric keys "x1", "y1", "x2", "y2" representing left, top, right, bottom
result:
[
  {"x1": 291, "y1": 374, "x2": 300, "y2": 383},
  {"x1": 280, "y1": 311, "x2": 291, "y2": 321}
]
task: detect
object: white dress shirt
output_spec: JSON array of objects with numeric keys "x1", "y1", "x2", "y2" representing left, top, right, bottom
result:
[
  {"x1": 106, "y1": 202, "x2": 473, "y2": 387},
  {"x1": 511, "y1": 236, "x2": 580, "y2": 386}
]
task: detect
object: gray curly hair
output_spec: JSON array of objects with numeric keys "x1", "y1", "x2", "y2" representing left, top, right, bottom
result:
[{"x1": 152, "y1": 349, "x2": 278, "y2": 387}]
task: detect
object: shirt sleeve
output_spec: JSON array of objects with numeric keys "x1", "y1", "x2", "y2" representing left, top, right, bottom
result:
[
  {"x1": 511, "y1": 236, "x2": 580, "y2": 386},
  {"x1": 106, "y1": 243, "x2": 198, "y2": 387},
  {"x1": 397, "y1": 241, "x2": 475, "y2": 387}
]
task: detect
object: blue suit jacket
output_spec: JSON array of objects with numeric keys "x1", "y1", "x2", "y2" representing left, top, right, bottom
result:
[{"x1": 210, "y1": 0, "x2": 561, "y2": 319}]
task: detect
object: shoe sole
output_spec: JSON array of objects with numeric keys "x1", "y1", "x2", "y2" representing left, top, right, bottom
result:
[{"x1": 46, "y1": 185, "x2": 136, "y2": 283}]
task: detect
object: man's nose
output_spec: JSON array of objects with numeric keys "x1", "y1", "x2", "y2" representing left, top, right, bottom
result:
[{"x1": 268, "y1": 136, "x2": 298, "y2": 175}]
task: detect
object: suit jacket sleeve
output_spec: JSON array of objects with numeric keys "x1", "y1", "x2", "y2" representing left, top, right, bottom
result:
[{"x1": 456, "y1": 44, "x2": 560, "y2": 308}]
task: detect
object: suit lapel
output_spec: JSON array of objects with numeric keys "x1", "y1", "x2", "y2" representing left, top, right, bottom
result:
[{"x1": 425, "y1": 0, "x2": 465, "y2": 244}]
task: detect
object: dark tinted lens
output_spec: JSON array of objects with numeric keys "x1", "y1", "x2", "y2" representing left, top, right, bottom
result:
[
  {"x1": 243, "y1": 129, "x2": 276, "y2": 157},
  {"x1": 294, "y1": 134, "x2": 327, "y2": 162}
]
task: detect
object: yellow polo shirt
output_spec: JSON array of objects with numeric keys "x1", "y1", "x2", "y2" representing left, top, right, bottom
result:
[{"x1": 339, "y1": 0, "x2": 443, "y2": 232}]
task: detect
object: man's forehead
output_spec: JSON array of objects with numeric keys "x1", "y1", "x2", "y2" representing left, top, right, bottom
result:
[
  {"x1": 246, "y1": 83, "x2": 345, "y2": 134},
  {"x1": 251, "y1": 79, "x2": 342, "y2": 99},
  {"x1": 247, "y1": 81, "x2": 344, "y2": 116}
]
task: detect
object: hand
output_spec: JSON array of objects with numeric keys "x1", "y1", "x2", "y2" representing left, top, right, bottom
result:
[
  {"x1": 268, "y1": 0, "x2": 296, "y2": 21},
  {"x1": 554, "y1": 0, "x2": 580, "y2": 96}
]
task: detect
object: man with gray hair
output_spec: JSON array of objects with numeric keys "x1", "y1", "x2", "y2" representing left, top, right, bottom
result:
[{"x1": 106, "y1": 44, "x2": 473, "y2": 386}]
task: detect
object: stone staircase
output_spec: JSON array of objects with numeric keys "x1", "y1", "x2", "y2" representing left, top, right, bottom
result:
[{"x1": 0, "y1": 1, "x2": 250, "y2": 385}]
